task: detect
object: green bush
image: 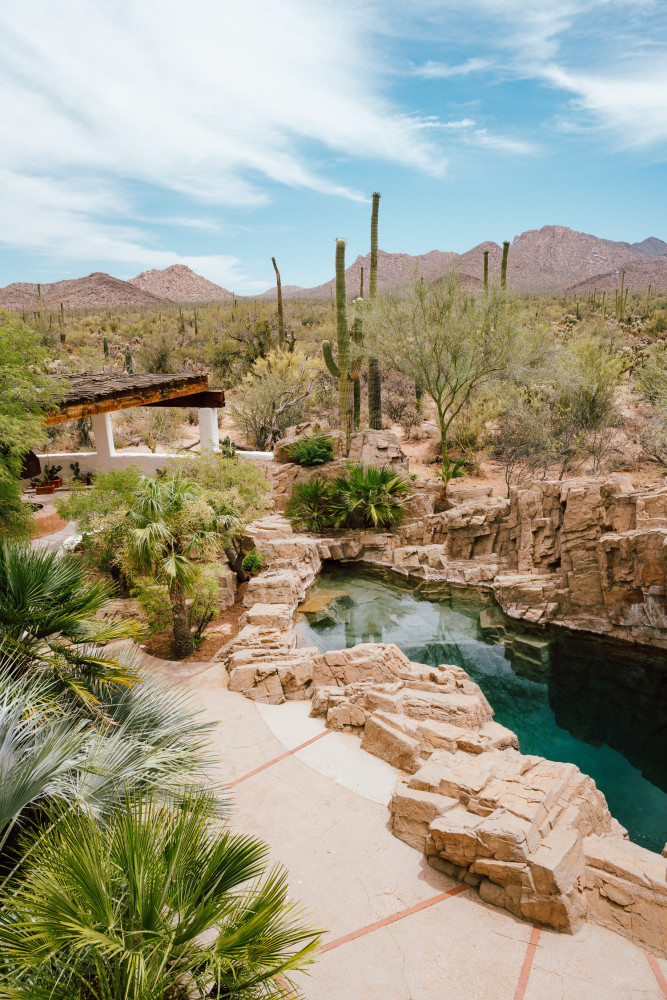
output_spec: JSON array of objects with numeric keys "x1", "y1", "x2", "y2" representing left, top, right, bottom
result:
[
  {"x1": 288, "y1": 433, "x2": 335, "y2": 466},
  {"x1": 286, "y1": 477, "x2": 336, "y2": 533},
  {"x1": 242, "y1": 547, "x2": 265, "y2": 574},
  {"x1": 286, "y1": 463, "x2": 412, "y2": 533}
]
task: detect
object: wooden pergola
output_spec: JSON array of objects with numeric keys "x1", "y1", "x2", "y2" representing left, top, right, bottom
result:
[
  {"x1": 39, "y1": 372, "x2": 225, "y2": 476},
  {"x1": 45, "y1": 372, "x2": 224, "y2": 425}
]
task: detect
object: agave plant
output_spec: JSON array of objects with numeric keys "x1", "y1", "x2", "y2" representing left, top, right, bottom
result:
[
  {"x1": 0, "y1": 790, "x2": 320, "y2": 999},
  {"x1": 328, "y1": 462, "x2": 413, "y2": 530},
  {"x1": 0, "y1": 541, "x2": 139, "y2": 709}
]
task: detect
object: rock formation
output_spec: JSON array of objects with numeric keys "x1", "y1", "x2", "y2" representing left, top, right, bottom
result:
[{"x1": 217, "y1": 506, "x2": 667, "y2": 957}]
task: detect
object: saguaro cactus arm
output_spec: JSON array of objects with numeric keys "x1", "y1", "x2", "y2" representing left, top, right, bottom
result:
[{"x1": 322, "y1": 340, "x2": 340, "y2": 377}]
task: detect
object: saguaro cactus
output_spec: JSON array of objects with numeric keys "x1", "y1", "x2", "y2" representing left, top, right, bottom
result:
[
  {"x1": 483, "y1": 250, "x2": 489, "y2": 293},
  {"x1": 322, "y1": 239, "x2": 353, "y2": 451},
  {"x1": 124, "y1": 344, "x2": 133, "y2": 374},
  {"x1": 272, "y1": 256, "x2": 285, "y2": 349},
  {"x1": 501, "y1": 241, "x2": 510, "y2": 290},
  {"x1": 37, "y1": 283, "x2": 44, "y2": 319},
  {"x1": 368, "y1": 192, "x2": 383, "y2": 429}
]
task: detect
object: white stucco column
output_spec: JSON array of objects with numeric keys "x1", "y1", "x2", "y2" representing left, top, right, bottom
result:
[
  {"x1": 90, "y1": 412, "x2": 116, "y2": 461},
  {"x1": 198, "y1": 407, "x2": 220, "y2": 451}
]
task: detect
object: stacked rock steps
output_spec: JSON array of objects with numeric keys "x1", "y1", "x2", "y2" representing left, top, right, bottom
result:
[{"x1": 218, "y1": 512, "x2": 667, "y2": 955}]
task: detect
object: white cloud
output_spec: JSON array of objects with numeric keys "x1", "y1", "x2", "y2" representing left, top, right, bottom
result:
[
  {"x1": 541, "y1": 62, "x2": 667, "y2": 147},
  {"x1": 0, "y1": 0, "x2": 448, "y2": 286},
  {"x1": 413, "y1": 58, "x2": 491, "y2": 78},
  {"x1": 465, "y1": 129, "x2": 539, "y2": 154}
]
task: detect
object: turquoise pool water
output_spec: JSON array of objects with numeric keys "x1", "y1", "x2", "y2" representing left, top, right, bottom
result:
[{"x1": 295, "y1": 565, "x2": 667, "y2": 853}]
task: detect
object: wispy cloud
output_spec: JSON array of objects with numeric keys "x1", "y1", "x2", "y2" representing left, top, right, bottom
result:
[
  {"x1": 0, "y1": 0, "x2": 448, "y2": 284},
  {"x1": 413, "y1": 57, "x2": 492, "y2": 78}
]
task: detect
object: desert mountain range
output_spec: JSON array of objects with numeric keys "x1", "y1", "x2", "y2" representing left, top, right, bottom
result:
[{"x1": 1, "y1": 226, "x2": 666, "y2": 311}]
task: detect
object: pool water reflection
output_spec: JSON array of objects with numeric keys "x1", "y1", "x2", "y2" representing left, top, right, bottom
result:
[{"x1": 295, "y1": 565, "x2": 667, "y2": 853}]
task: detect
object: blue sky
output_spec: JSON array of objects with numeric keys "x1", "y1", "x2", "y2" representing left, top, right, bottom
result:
[{"x1": 1, "y1": 0, "x2": 666, "y2": 293}]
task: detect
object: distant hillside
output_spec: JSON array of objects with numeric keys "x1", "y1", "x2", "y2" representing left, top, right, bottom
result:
[
  {"x1": 2, "y1": 227, "x2": 666, "y2": 309},
  {"x1": 0, "y1": 272, "x2": 167, "y2": 311},
  {"x1": 259, "y1": 226, "x2": 667, "y2": 299},
  {"x1": 130, "y1": 264, "x2": 233, "y2": 303}
]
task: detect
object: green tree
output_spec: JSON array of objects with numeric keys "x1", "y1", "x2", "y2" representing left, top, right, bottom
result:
[
  {"x1": 0, "y1": 311, "x2": 62, "y2": 538},
  {"x1": 366, "y1": 275, "x2": 545, "y2": 494},
  {"x1": 122, "y1": 475, "x2": 238, "y2": 658}
]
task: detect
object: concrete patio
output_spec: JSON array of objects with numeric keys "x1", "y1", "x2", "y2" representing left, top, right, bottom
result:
[{"x1": 153, "y1": 656, "x2": 667, "y2": 1000}]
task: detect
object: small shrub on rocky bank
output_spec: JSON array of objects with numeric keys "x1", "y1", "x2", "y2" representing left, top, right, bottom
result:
[
  {"x1": 288, "y1": 433, "x2": 335, "y2": 466},
  {"x1": 287, "y1": 462, "x2": 412, "y2": 532}
]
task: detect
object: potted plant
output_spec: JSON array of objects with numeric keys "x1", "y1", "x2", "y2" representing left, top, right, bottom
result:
[
  {"x1": 43, "y1": 463, "x2": 63, "y2": 488},
  {"x1": 70, "y1": 461, "x2": 94, "y2": 485},
  {"x1": 32, "y1": 475, "x2": 55, "y2": 495}
]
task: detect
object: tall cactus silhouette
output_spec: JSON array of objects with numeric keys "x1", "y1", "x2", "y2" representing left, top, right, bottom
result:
[
  {"x1": 500, "y1": 241, "x2": 510, "y2": 290},
  {"x1": 368, "y1": 192, "x2": 383, "y2": 429},
  {"x1": 37, "y1": 283, "x2": 44, "y2": 320},
  {"x1": 483, "y1": 250, "x2": 489, "y2": 293},
  {"x1": 322, "y1": 239, "x2": 353, "y2": 451},
  {"x1": 272, "y1": 256, "x2": 285, "y2": 349}
]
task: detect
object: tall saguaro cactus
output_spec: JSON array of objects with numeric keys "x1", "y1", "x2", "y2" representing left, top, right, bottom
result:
[
  {"x1": 272, "y1": 256, "x2": 285, "y2": 349},
  {"x1": 483, "y1": 250, "x2": 489, "y2": 292},
  {"x1": 500, "y1": 241, "x2": 510, "y2": 290},
  {"x1": 367, "y1": 191, "x2": 383, "y2": 429},
  {"x1": 322, "y1": 239, "x2": 353, "y2": 451}
]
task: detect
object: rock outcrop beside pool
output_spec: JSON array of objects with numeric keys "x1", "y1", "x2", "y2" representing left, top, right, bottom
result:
[{"x1": 218, "y1": 512, "x2": 667, "y2": 957}]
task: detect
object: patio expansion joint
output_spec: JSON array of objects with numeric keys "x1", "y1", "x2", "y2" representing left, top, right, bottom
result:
[
  {"x1": 646, "y1": 950, "x2": 667, "y2": 999},
  {"x1": 228, "y1": 728, "x2": 332, "y2": 787}
]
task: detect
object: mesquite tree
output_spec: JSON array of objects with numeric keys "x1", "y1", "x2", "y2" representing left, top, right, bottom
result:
[
  {"x1": 367, "y1": 192, "x2": 383, "y2": 429},
  {"x1": 322, "y1": 239, "x2": 354, "y2": 452}
]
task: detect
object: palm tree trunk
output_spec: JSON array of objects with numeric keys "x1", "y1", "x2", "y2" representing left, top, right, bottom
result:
[{"x1": 170, "y1": 579, "x2": 193, "y2": 658}]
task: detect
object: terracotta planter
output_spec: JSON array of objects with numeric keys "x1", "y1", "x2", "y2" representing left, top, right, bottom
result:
[
  {"x1": 35, "y1": 483, "x2": 56, "y2": 495},
  {"x1": 49, "y1": 477, "x2": 63, "y2": 488}
]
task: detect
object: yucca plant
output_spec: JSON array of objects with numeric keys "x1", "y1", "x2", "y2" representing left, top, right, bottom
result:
[
  {"x1": 0, "y1": 542, "x2": 139, "y2": 709},
  {"x1": 328, "y1": 462, "x2": 412, "y2": 529},
  {"x1": 286, "y1": 478, "x2": 336, "y2": 533},
  {"x1": 0, "y1": 790, "x2": 321, "y2": 1000}
]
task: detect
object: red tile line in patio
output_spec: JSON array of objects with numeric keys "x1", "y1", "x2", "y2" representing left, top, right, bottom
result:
[
  {"x1": 317, "y1": 884, "x2": 468, "y2": 954},
  {"x1": 646, "y1": 950, "x2": 667, "y2": 999},
  {"x1": 513, "y1": 925, "x2": 541, "y2": 1000},
  {"x1": 228, "y1": 729, "x2": 332, "y2": 787}
]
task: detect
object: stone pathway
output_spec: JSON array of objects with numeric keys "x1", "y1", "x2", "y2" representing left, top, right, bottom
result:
[{"x1": 144, "y1": 655, "x2": 667, "y2": 1000}]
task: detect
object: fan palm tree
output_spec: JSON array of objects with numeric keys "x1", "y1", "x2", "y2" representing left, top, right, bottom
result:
[
  {"x1": 125, "y1": 475, "x2": 238, "y2": 658},
  {"x1": 329, "y1": 462, "x2": 413, "y2": 529},
  {"x1": 0, "y1": 541, "x2": 139, "y2": 709},
  {"x1": 0, "y1": 790, "x2": 321, "y2": 999},
  {"x1": 0, "y1": 658, "x2": 217, "y2": 870}
]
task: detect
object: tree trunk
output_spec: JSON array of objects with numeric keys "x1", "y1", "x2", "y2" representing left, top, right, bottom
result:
[
  {"x1": 224, "y1": 542, "x2": 249, "y2": 583},
  {"x1": 170, "y1": 579, "x2": 194, "y2": 658}
]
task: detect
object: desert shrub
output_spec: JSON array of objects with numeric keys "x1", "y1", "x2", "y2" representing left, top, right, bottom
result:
[
  {"x1": 639, "y1": 412, "x2": 667, "y2": 466},
  {"x1": 230, "y1": 349, "x2": 323, "y2": 449},
  {"x1": 286, "y1": 463, "x2": 412, "y2": 533},
  {"x1": 286, "y1": 478, "x2": 336, "y2": 533},
  {"x1": 242, "y1": 547, "x2": 265, "y2": 574},
  {"x1": 288, "y1": 433, "x2": 334, "y2": 466}
]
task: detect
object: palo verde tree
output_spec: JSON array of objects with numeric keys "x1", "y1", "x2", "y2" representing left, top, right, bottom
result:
[
  {"x1": 366, "y1": 273, "x2": 546, "y2": 495},
  {"x1": 322, "y1": 239, "x2": 354, "y2": 451},
  {"x1": 367, "y1": 192, "x2": 383, "y2": 429}
]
